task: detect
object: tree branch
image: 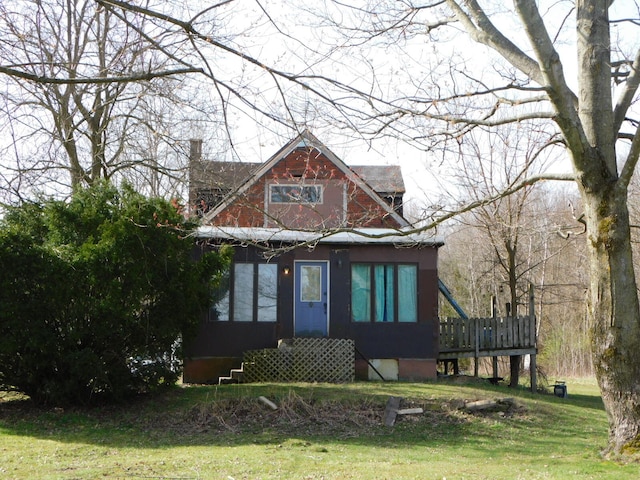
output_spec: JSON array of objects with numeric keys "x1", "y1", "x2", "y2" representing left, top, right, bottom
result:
[
  {"x1": 613, "y1": 47, "x2": 640, "y2": 134},
  {"x1": 618, "y1": 123, "x2": 640, "y2": 191},
  {"x1": 0, "y1": 65, "x2": 203, "y2": 84},
  {"x1": 445, "y1": 0, "x2": 544, "y2": 85},
  {"x1": 512, "y1": 0, "x2": 586, "y2": 156}
]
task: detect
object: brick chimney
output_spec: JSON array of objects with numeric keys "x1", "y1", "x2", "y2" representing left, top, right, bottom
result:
[{"x1": 189, "y1": 139, "x2": 203, "y2": 161}]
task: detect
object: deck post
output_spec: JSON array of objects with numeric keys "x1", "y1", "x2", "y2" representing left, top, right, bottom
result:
[
  {"x1": 491, "y1": 296, "x2": 498, "y2": 379},
  {"x1": 530, "y1": 353, "x2": 537, "y2": 392},
  {"x1": 474, "y1": 317, "x2": 479, "y2": 377},
  {"x1": 529, "y1": 283, "x2": 537, "y2": 393}
]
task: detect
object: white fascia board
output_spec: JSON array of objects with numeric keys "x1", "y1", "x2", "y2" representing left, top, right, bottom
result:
[{"x1": 196, "y1": 226, "x2": 444, "y2": 246}]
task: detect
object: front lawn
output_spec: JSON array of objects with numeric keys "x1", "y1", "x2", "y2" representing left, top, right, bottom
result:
[{"x1": 0, "y1": 378, "x2": 637, "y2": 479}]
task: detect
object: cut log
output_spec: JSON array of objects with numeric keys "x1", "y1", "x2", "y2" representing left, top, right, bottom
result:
[{"x1": 464, "y1": 398, "x2": 515, "y2": 412}]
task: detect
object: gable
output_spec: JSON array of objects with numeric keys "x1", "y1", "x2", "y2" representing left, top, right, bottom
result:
[{"x1": 195, "y1": 130, "x2": 409, "y2": 229}]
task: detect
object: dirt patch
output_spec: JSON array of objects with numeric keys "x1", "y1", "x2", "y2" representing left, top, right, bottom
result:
[
  {"x1": 165, "y1": 392, "x2": 525, "y2": 437},
  {"x1": 174, "y1": 391, "x2": 384, "y2": 437},
  {"x1": 0, "y1": 388, "x2": 528, "y2": 440}
]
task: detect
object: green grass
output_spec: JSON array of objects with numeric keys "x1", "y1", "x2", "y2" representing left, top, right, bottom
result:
[{"x1": 0, "y1": 378, "x2": 638, "y2": 479}]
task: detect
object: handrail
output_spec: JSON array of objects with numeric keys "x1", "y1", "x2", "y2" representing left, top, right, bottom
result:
[{"x1": 439, "y1": 315, "x2": 536, "y2": 352}]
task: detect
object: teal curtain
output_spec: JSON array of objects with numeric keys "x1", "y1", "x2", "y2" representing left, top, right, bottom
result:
[
  {"x1": 351, "y1": 264, "x2": 371, "y2": 322},
  {"x1": 374, "y1": 265, "x2": 394, "y2": 322},
  {"x1": 398, "y1": 265, "x2": 417, "y2": 322}
]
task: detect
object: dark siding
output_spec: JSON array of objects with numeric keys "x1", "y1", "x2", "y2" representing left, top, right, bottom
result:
[
  {"x1": 277, "y1": 251, "x2": 295, "y2": 338},
  {"x1": 329, "y1": 248, "x2": 351, "y2": 338},
  {"x1": 348, "y1": 322, "x2": 437, "y2": 358},
  {"x1": 187, "y1": 321, "x2": 278, "y2": 357},
  {"x1": 186, "y1": 242, "x2": 440, "y2": 361}
]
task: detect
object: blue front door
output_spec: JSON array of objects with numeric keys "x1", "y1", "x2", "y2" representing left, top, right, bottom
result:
[{"x1": 294, "y1": 261, "x2": 329, "y2": 337}]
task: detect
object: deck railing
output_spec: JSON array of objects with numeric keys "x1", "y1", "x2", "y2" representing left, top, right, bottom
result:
[{"x1": 438, "y1": 315, "x2": 536, "y2": 359}]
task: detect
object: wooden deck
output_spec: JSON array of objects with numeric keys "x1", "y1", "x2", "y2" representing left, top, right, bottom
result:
[
  {"x1": 438, "y1": 315, "x2": 537, "y2": 359},
  {"x1": 438, "y1": 314, "x2": 538, "y2": 391}
]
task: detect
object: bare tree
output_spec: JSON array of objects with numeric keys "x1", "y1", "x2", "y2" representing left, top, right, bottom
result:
[
  {"x1": 301, "y1": 0, "x2": 639, "y2": 454},
  {"x1": 440, "y1": 187, "x2": 591, "y2": 378},
  {"x1": 0, "y1": 0, "x2": 212, "y2": 199},
  {"x1": 450, "y1": 124, "x2": 560, "y2": 386}
]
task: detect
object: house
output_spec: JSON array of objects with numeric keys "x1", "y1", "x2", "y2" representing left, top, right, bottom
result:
[{"x1": 184, "y1": 130, "x2": 443, "y2": 383}]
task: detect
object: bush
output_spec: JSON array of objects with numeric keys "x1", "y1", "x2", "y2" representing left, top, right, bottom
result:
[{"x1": 0, "y1": 183, "x2": 231, "y2": 405}]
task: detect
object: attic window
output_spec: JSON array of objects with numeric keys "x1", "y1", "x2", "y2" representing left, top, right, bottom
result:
[{"x1": 270, "y1": 184, "x2": 322, "y2": 204}]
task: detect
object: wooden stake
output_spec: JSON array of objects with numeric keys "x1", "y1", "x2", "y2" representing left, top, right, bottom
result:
[{"x1": 384, "y1": 396, "x2": 402, "y2": 426}]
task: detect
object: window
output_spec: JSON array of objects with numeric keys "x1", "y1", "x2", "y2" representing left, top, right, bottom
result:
[
  {"x1": 233, "y1": 264, "x2": 254, "y2": 322},
  {"x1": 300, "y1": 265, "x2": 322, "y2": 302},
  {"x1": 257, "y1": 264, "x2": 278, "y2": 322},
  {"x1": 210, "y1": 263, "x2": 278, "y2": 322},
  {"x1": 210, "y1": 267, "x2": 230, "y2": 321},
  {"x1": 270, "y1": 184, "x2": 322, "y2": 204},
  {"x1": 351, "y1": 263, "x2": 417, "y2": 323}
]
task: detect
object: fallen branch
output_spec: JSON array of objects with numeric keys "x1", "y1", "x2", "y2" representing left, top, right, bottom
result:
[
  {"x1": 258, "y1": 396, "x2": 278, "y2": 411},
  {"x1": 397, "y1": 407, "x2": 424, "y2": 415}
]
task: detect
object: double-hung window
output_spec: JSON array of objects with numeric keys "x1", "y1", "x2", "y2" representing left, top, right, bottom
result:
[
  {"x1": 351, "y1": 263, "x2": 418, "y2": 323},
  {"x1": 210, "y1": 263, "x2": 278, "y2": 322}
]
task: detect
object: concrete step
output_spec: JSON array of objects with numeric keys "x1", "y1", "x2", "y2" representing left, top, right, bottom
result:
[
  {"x1": 218, "y1": 363, "x2": 246, "y2": 385},
  {"x1": 218, "y1": 376, "x2": 237, "y2": 385}
]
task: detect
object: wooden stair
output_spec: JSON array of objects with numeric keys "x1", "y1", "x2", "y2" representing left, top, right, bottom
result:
[{"x1": 218, "y1": 364, "x2": 246, "y2": 385}]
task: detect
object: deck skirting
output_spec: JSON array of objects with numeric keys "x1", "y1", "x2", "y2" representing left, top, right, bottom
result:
[{"x1": 243, "y1": 337, "x2": 355, "y2": 383}]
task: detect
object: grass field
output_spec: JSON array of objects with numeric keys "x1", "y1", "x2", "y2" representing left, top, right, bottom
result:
[{"x1": 1, "y1": 377, "x2": 638, "y2": 479}]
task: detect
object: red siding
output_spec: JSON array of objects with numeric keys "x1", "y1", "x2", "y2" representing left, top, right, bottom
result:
[{"x1": 211, "y1": 147, "x2": 403, "y2": 229}]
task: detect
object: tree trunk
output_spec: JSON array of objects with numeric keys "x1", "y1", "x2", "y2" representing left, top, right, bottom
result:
[
  {"x1": 583, "y1": 188, "x2": 640, "y2": 454},
  {"x1": 572, "y1": 0, "x2": 640, "y2": 455}
]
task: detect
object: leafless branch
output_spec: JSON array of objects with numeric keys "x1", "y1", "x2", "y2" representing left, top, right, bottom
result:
[
  {"x1": 613, "y1": 48, "x2": 640, "y2": 133},
  {"x1": 0, "y1": 65, "x2": 203, "y2": 84}
]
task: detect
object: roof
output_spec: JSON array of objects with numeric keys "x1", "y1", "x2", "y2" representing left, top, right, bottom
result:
[
  {"x1": 351, "y1": 165, "x2": 405, "y2": 194},
  {"x1": 191, "y1": 161, "x2": 405, "y2": 196},
  {"x1": 201, "y1": 130, "x2": 410, "y2": 227},
  {"x1": 197, "y1": 226, "x2": 444, "y2": 247},
  {"x1": 189, "y1": 160, "x2": 258, "y2": 192}
]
